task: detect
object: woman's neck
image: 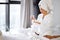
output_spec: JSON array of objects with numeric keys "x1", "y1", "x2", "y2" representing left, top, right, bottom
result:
[
  {"x1": 44, "y1": 13, "x2": 48, "y2": 16},
  {"x1": 43, "y1": 13, "x2": 48, "y2": 19}
]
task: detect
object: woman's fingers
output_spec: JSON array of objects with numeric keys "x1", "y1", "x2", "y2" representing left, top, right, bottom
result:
[{"x1": 31, "y1": 15, "x2": 36, "y2": 20}]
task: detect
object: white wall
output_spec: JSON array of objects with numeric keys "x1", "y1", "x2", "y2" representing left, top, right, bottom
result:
[
  {"x1": 10, "y1": 0, "x2": 21, "y2": 1},
  {"x1": 53, "y1": 0, "x2": 60, "y2": 26},
  {"x1": 0, "y1": 0, "x2": 8, "y2": 2}
]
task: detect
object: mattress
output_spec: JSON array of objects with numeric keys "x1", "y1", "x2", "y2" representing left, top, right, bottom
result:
[{"x1": 2, "y1": 29, "x2": 31, "y2": 40}]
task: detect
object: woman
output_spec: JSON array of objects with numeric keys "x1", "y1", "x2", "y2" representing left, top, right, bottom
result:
[
  {"x1": 38, "y1": 0, "x2": 53, "y2": 35},
  {"x1": 30, "y1": 0, "x2": 53, "y2": 40}
]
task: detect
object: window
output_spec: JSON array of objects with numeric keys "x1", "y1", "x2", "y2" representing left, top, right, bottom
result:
[
  {"x1": 0, "y1": 0, "x2": 21, "y2": 31},
  {"x1": 10, "y1": 4, "x2": 21, "y2": 30},
  {"x1": 0, "y1": 0, "x2": 8, "y2": 3},
  {"x1": 0, "y1": 4, "x2": 6, "y2": 30}
]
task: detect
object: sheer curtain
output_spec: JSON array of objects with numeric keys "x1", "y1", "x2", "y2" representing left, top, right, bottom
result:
[
  {"x1": 0, "y1": 0, "x2": 8, "y2": 31},
  {"x1": 20, "y1": 0, "x2": 33, "y2": 28},
  {"x1": 10, "y1": 4, "x2": 21, "y2": 30},
  {"x1": 0, "y1": 5, "x2": 6, "y2": 30},
  {"x1": 0, "y1": 0, "x2": 8, "y2": 2}
]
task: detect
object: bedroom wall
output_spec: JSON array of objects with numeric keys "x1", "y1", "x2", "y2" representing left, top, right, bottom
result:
[
  {"x1": 53, "y1": 0, "x2": 60, "y2": 26},
  {"x1": 11, "y1": 0, "x2": 21, "y2": 1}
]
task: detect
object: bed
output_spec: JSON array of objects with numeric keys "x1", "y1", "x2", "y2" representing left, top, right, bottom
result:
[
  {"x1": 1, "y1": 28, "x2": 31, "y2": 40},
  {"x1": 1, "y1": 26, "x2": 60, "y2": 40}
]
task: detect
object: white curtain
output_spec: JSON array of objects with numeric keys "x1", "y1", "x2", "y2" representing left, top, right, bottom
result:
[
  {"x1": 10, "y1": 4, "x2": 21, "y2": 30},
  {"x1": 20, "y1": 0, "x2": 33, "y2": 28},
  {"x1": 10, "y1": 0, "x2": 21, "y2": 1},
  {"x1": 0, "y1": 5, "x2": 6, "y2": 30},
  {"x1": 0, "y1": 0, "x2": 8, "y2": 2}
]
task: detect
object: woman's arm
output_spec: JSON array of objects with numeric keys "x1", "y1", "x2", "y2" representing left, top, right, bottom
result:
[{"x1": 34, "y1": 20, "x2": 41, "y2": 24}]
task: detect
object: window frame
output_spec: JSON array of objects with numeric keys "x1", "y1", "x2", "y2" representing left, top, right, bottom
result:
[{"x1": 0, "y1": 0, "x2": 21, "y2": 31}]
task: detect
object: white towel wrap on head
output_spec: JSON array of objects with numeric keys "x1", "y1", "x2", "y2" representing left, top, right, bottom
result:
[{"x1": 38, "y1": 0, "x2": 53, "y2": 14}]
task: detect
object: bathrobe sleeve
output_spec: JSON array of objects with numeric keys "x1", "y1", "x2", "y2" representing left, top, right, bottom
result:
[
  {"x1": 37, "y1": 14, "x2": 43, "y2": 23},
  {"x1": 43, "y1": 14, "x2": 53, "y2": 27},
  {"x1": 41, "y1": 14, "x2": 53, "y2": 35}
]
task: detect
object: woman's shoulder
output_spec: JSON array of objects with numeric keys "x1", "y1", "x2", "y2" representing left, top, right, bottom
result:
[
  {"x1": 38, "y1": 14, "x2": 43, "y2": 18},
  {"x1": 38, "y1": 14, "x2": 43, "y2": 16}
]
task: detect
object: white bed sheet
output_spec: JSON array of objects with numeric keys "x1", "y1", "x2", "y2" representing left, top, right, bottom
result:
[
  {"x1": 1, "y1": 26, "x2": 60, "y2": 40},
  {"x1": 2, "y1": 28, "x2": 31, "y2": 40}
]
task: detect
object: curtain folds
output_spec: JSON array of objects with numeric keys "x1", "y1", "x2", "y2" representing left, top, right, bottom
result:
[{"x1": 20, "y1": 0, "x2": 33, "y2": 28}]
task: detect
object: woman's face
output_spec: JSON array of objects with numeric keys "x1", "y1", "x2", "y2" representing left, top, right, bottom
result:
[{"x1": 40, "y1": 8, "x2": 47, "y2": 15}]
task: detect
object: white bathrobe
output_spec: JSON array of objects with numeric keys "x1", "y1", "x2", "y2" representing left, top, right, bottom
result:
[
  {"x1": 29, "y1": 0, "x2": 53, "y2": 40},
  {"x1": 30, "y1": 13, "x2": 53, "y2": 34},
  {"x1": 29, "y1": 14, "x2": 53, "y2": 40}
]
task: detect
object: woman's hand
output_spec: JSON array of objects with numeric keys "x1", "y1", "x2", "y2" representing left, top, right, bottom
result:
[
  {"x1": 34, "y1": 20, "x2": 41, "y2": 24},
  {"x1": 31, "y1": 15, "x2": 36, "y2": 24},
  {"x1": 31, "y1": 15, "x2": 36, "y2": 20},
  {"x1": 31, "y1": 15, "x2": 41, "y2": 24}
]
